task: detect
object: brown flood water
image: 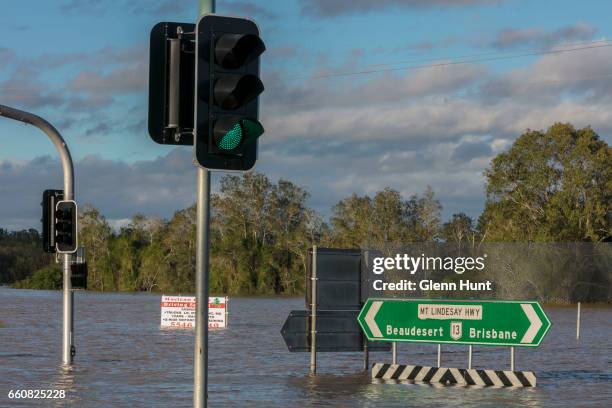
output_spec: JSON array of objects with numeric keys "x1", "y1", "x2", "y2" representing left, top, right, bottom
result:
[{"x1": 0, "y1": 287, "x2": 611, "y2": 407}]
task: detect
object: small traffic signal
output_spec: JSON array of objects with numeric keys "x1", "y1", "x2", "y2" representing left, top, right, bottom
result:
[
  {"x1": 195, "y1": 15, "x2": 265, "y2": 171},
  {"x1": 70, "y1": 262, "x2": 88, "y2": 289},
  {"x1": 42, "y1": 189, "x2": 63, "y2": 253},
  {"x1": 55, "y1": 200, "x2": 78, "y2": 254},
  {"x1": 148, "y1": 22, "x2": 196, "y2": 145}
]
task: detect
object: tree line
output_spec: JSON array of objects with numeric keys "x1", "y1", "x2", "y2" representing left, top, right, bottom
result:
[{"x1": 2, "y1": 123, "x2": 610, "y2": 300}]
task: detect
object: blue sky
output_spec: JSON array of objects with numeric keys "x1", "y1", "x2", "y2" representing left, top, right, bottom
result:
[{"x1": 1, "y1": 0, "x2": 612, "y2": 229}]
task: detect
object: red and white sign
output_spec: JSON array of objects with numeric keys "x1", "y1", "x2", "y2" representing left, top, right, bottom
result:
[{"x1": 160, "y1": 295, "x2": 228, "y2": 329}]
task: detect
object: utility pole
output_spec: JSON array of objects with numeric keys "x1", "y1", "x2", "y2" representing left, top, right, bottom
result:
[
  {"x1": 194, "y1": 1, "x2": 214, "y2": 407},
  {"x1": 0, "y1": 104, "x2": 76, "y2": 365}
]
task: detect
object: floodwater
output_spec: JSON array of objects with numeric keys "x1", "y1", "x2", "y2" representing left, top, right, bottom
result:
[{"x1": 0, "y1": 287, "x2": 610, "y2": 407}]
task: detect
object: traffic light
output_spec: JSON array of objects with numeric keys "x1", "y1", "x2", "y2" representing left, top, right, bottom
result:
[
  {"x1": 42, "y1": 189, "x2": 63, "y2": 253},
  {"x1": 71, "y1": 247, "x2": 88, "y2": 289},
  {"x1": 70, "y1": 263, "x2": 88, "y2": 289},
  {"x1": 55, "y1": 200, "x2": 78, "y2": 254},
  {"x1": 148, "y1": 22, "x2": 196, "y2": 145},
  {"x1": 195, "y1": 15, "x2": 265, "y2": 171}
]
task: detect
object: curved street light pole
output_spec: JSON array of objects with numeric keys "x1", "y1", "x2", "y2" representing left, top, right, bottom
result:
[{"x1": 0, "y1": 104, "x2": 76, "y2": 365}]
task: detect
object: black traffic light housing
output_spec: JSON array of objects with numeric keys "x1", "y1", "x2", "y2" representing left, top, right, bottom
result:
[
  {"x1": 195, "y1": 15, "x2": 265, "y2": 171},
  {"x1": 42, "y1": 189, "x2": 63, "y2": 253},
  {"x1": 148, "y1": 22, "x2": 196, "y2": 145},
  {"x1": 71, "y1": 263, "x2": 88, "y2": 289},
  {"x1": 55, "y1": 200, "x2": 78, "y2": 254}
]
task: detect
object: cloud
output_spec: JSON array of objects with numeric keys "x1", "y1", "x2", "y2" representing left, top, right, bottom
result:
[
  {"x1": 263, "y1": 62, "x2": 486, "y2": 114},
  {"x1": 3, "y1": 19, "x2": 612, "y2": 231},
  {"x1": 221, "y1": 1, "x2": 278, "y2": 19},
  {"x1": 60, "y1": 0, "x2": 191, "y2": 16},
  {"x1": 0, "y1": 149, "x2": 197, "y2": 230},
  {"x1": 68, "y1": 63, "x2": 147, "y2": 97},
  {"x1": 0, "y1": 68, "x2": 66, "y2": 110},
  {"x1": 0, "y1": 42, "x2": 147, "y2": 112},
  {"x1": 451, "y1": 140, "x2": 493, "y2": 162},
  {"x1": 60, "y1": 0, "x2": 104, "y2": 14},
  {"x1": 480, "y1": 45, "x2": 612, "y2": 104},
  {"x1": 299, "y1": 0, "x2": 501, "y2": 17},
  {"x1": 83, "y1": 122, "x2": 113, "y2": 138},
  {"x1": 491, "y1": 23, "x2": 597, "y2": 50},
  {"x1": 257, "y1": 135, "x2": 490, "y2": 220}
]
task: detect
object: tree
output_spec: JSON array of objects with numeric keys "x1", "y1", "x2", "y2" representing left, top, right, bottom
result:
[
  {"x1": 409, "y1": 186, "x2": 442, "y2": 242},
  {"x1": 0, "y1": 229, "x2": 50, "y2": 284},
  {"x1": 481, "y1": 123, "x2": 611, "y2": 242},
  {"x1": 161, "y1": 206, "x2": 197, "y2": 293},
  {"x1": 442, "y1": 213, "x2": 478, "y2": 246},
  {"x1": 329, "y1": 193, "x2": 374, "y2": 248},
  {"x1": 78, "y1": 206, "x2": 113, "y2": 290},
  {"x1": 330, "y1": 186, "x2": 441, "y2": 247}
]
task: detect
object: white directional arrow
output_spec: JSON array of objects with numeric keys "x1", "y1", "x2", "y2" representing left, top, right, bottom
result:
[
  {"x1": 365, "y1": 301, "x2": 383, "y2": 338},
  {"x1": 520, "y1": 303, "x2": 542, "y2": 343}
]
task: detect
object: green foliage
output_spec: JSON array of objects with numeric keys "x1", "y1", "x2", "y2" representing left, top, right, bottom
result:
[
  {"x1": 209, "y1": 174, "x2": 321, "y2": 295},
  {"x1": 0, "y1": 229, "x2": 52, "y2": 284},
  {"x1": 13, "y1": 264, "x2": 62, "y2": 290},
  {"x1": 442, "y1": 213, "x2": 479, "y2": 246},
  {"x1": 329, "y1": 186, "x2": 442, "y2": 247},
  {"x1": 3, "y1": 124, "x2": 610, "y2": 298},
  {"x1": 481, "y1": 123, "x2": 611, "y2": 242}
]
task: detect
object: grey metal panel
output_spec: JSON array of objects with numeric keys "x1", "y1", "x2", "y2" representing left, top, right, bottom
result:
[
  {"x1": 316, "y1": 281, "x2": 361, "y2": 311},
  {"x1": 315, "y1": 248, "x2": 361, "y2": 281},
  {"x1": 281, "y1": 310, "x2": 391, "y2": 352},
  {"x1": 306, "y1": 247, "x2": 362, "y2": 310}
]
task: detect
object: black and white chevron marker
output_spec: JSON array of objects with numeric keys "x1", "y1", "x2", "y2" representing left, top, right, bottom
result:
[{"x1": 371, "y1": 363, "x2": 536, "y2": 387}]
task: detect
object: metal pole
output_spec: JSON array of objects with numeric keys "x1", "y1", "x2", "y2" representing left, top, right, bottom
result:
[
  {"x1": 194, "y1": 5, "x2": 214, "y2": 408},
  {"x1": 510, "y1": 347, "x2": 515, "y2": 371},
  {"x1": 310, "y1": 246, "x2": 317, "y2": 374},
  {"x1": 194, "y1": 168, "x2": 210, "y2": 408},
  {"x1": 0, "y1": 104, "x2": 75, "y2": 366},
  {"x1": 437, "y1": 344, "x2": 441, "y2": 367},
  {"x1": 576, "y1": 302, "x2": 581, "y2": 339},
  {"x1": 392, "y1": 342, "x2": 397, "y2": 365},
  {"x1": 468, "y1": 345, "x2": 472, "y2": 369},
  {"x1": 363, "y1": 338, "x2": 369, "y2": 371}
]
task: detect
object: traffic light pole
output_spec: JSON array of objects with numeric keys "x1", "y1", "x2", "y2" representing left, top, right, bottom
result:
[
  {"x1": 195, "y1": 2, "x2": 214, "y2": 408},
  {"x1": 0, "y1": 104, "x2": 76, "y2": 366}
]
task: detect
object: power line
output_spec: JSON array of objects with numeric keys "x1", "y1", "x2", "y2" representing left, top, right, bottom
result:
[
  {"x1": 2, "y1": 41, "x2": 612, "y2": 100},
  {"x1": 361, "y1": 39, "x2": 612, "y2": 70},
  {"x1": 262, "y1": 72, "x2": 612, "y2": 110},
  {"x1": 286, "y1": 42, "x2": 612, "y2": 81}
]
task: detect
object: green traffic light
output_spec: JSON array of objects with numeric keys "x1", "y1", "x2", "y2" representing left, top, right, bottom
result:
[
  {"x1": 218, "y1": 122, "x2": 243, "y2": 151},
  {"x1": 215, "y1": 119, "x2": 264, "y2": 152}
]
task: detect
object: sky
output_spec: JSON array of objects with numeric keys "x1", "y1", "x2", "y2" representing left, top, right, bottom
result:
[{"x1": 1, "y1": 0, "x2": 612, "y2": 230}]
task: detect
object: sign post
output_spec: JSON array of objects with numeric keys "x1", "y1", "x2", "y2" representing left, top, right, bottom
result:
[
  {"x1": 194, "y1": 3, "x2": 214, "y2": 408},
  {"x1": 358, "y1": 298, "x2": 551, "y2": 347}
]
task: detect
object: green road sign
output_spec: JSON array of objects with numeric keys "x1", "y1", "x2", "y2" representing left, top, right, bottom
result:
[{"x1": 357, "y1": 298, "x2": 551, "y2": 347}]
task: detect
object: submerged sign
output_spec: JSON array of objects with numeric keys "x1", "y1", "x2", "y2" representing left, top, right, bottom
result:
[
  {"x1": 357, "y1": 298, "x2": 551, "y2": 347},
  {"x1": 160, "y1": 295, "x2": 228, "y2": 329}
]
